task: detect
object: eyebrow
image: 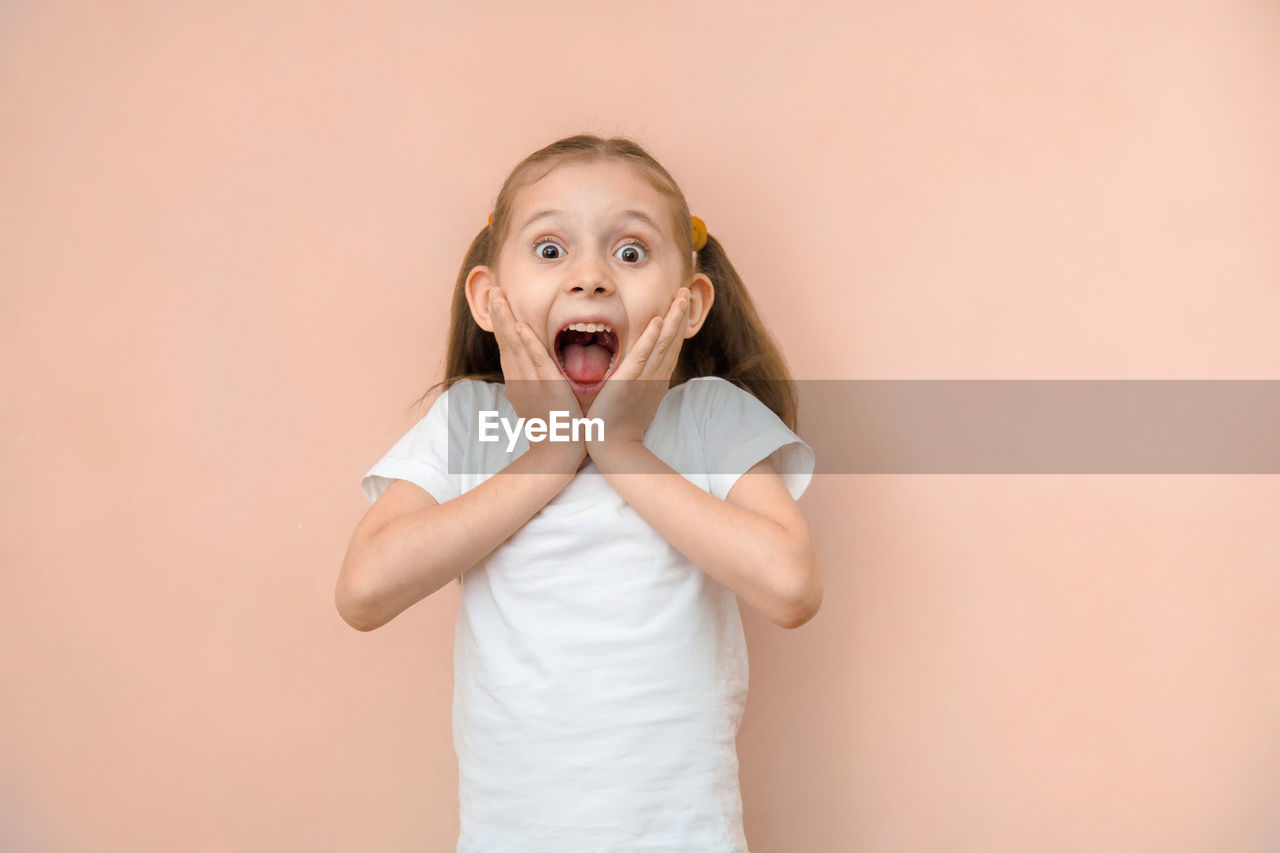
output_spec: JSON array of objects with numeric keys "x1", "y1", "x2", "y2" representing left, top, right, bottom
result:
[{"x1": 519, "y1": 208, "x2": 664, "y2": 236}]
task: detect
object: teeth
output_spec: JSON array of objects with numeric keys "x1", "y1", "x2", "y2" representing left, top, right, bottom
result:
[{"x1": 557, "y1": 322, "x2": 619, "y2": 382}]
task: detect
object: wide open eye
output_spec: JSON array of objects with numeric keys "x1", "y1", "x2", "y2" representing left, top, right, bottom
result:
[
  {"x1": 615, "y1": 240, "x2": 649, "y2": 264},
  {"x1": 532, "y1": 237, "x2": 564, "y2": 260}
]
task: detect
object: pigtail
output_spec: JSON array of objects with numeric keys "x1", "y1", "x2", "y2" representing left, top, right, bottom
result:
[{"x1": 677, "y1": 232, "x2": 799, "y2": 431}]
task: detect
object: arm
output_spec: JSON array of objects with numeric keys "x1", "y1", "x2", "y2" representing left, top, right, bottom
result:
[
  {"x1": 341, "y1": 281, "x2": 593, "y2": 632},
  {"x1": 591, "y1": 441, "x2": 821, "y2": 629},
  {"x1": 339, "y1": 442, "x2": 584, "y2": 631}
]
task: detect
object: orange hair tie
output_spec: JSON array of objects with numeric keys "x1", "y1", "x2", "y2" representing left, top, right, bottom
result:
[{"x1": 690, "y1": 215, "x2": 707, "y2": 251}]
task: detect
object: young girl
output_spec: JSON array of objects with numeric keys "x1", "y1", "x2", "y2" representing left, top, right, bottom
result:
[{"x1": 338, "y1": 134, "x2": 820, "y2": 852}]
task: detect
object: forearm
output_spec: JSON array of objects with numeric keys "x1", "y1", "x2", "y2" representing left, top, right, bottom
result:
[
  {"x1": 351, "y1": 444, "x2": 583, "y2": 630},
  {"x1": 591, "y1": 442, "x2": 809, "y2": 628}
]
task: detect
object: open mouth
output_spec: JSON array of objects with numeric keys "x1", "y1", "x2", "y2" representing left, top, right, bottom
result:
[{"x1": 554, "y1": 322, "x2": 620, "y2": 394}]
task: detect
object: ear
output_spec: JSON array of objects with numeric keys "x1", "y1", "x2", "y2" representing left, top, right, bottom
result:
[
  {"x1": 681, "y1": 273, "x2": 715, "y2": 339},
  {"x1": 464, "y1": 265, "x2": 497, "y2": 333}
]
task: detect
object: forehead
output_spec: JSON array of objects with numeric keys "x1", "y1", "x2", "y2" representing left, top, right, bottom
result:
[{"x1": 510, "y1": 160, "x2": 674, "y2": 236}]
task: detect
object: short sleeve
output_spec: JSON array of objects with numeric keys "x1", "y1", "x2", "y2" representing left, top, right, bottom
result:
[
  {"x1": 360, "y1": 384, "x2": 463, "y2": 506},
  {"x1": 693, "y1": 377, "x2": 816, "y2": 502}
]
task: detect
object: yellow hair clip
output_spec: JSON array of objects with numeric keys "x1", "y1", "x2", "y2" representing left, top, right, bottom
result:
[{"x1": 690, "y1": 215, "x2": 707, "y2": 251}]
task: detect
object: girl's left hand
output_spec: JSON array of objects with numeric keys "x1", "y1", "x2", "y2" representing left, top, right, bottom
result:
[{"x1": 585, "y1": 287, "x2": 691, "y2": 452}]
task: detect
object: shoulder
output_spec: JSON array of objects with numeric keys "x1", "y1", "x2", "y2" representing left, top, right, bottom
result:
[
  {"x1": 399, "y1": 381, "x2": 508, "y2": 450},
  {"x1": 682, "y1": 375, "x2": 737, "y2": 396},
  {"x1": 422, "y1": 379, "x2": 507, "y2": 415},
  {"x1": 436, "y1": 378, "x2": 500, "y2": 400},
  {"x1": 674, "y1": 375, "x2": 744, "y2": 422},
  {"x1": 681, "y1": 375, "x2": 758, "y2": 403},
  {"x1": 681, "y1": 376, "x2": 815, "y2": 502},
  {"x1": 677, "y1": 375, "x2": 779, "y2": 431}
]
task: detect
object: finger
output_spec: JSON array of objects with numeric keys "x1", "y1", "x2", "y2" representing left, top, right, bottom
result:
[
  {"x1": 487, "y1": 288, "x2": 521, "y2": 376},
  {"x1": 512, "y1": 320, "x2": 558, "y2": 380},
  {"x1": 513, "y1": 320, "x2": 570, "y2": 406},
  {"x1": 487, "y1": 288, "x2": 514, "y2": 350},
  {"x1": 493, "y1": 290, "x2": 570, "y2": 397},
  {"x1": 489, "y1": 289, "x2": 537, "y2": 378},
  {"x1": 644, "y1": 288, "x2": 690, "y2": 379},
  {"x1": 510, "y1": 317, "x2": 583, "y2": 415},
  {"x1": 611, "y1": 315, "x2": 664, "y2": 381}
]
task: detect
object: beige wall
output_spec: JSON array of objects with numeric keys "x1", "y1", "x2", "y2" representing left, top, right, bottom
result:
[{"x1": 4, "y1": 1, "x2": 1279, "y2": 850}]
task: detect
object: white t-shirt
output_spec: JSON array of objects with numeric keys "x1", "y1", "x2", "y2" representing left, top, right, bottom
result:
[{"x1": 361, "y1": 376, "x2": 815, "y2": 853}]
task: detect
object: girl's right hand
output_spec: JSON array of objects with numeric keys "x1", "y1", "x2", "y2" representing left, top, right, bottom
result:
[{"x1": 487, "y1": 287, "x2": 586, "y2": 463}]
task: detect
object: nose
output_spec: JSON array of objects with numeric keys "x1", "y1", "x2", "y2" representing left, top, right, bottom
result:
[{"x1": 564, "y1": 247, "x2": 615, "y2": 297}]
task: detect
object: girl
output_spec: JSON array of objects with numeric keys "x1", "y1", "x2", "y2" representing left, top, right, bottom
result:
[{"x1": 337, "y1": 134, "x2": 820, "y2": 852}]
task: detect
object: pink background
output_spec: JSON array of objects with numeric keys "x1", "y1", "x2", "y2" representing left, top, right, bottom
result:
[{"x1": 4, "y1": 1, "x2": 1280, "y2": 850}]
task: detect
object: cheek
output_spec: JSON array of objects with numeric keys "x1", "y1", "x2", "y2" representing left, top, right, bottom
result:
[
  {"x1": 509, "y1": 297, "x2": 551, "y2": 340},
  {"x1": 636, "y1": 292, "x2": 674, "y2": 323}
]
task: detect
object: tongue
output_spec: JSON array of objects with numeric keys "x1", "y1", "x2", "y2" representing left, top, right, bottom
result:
[{"x1": 562, "y1": 341, "x2": 612, "y2": 385}]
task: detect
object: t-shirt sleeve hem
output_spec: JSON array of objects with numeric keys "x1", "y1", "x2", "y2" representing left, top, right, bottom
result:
[
  {"x1": 708, "y1": 428, "x2": 816, "y2": 503},
  {"x1": 360, "y1": 456, "x2": 459, "y2": 506}
]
